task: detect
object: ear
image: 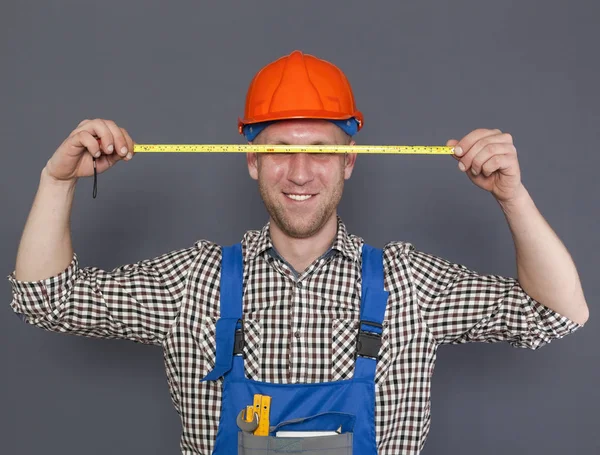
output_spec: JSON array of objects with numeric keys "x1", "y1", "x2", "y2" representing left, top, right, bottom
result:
[
  {"x1": 247, "y1": 141, "x2": 259, "y2": 180},
  {"x1": 343, "y1": 139, "x2": 357, "y2": 180}
]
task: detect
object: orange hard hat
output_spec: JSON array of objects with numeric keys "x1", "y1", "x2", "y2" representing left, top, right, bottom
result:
[{"x1": 238, "y1": 50, "x2": 363, "y2": 139}]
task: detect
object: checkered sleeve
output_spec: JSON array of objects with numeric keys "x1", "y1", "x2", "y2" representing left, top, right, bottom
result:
[
  {"x1": 7, "y1": 245, "x2": 201, "y2": 345},
  {"x1": 408, "y1": 246, "x2": 584, "y2": 349}
]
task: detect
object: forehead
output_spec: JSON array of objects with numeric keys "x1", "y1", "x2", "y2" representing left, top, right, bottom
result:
[{"x1": 258, "y1": 119, "x2": 344, "y2": 144}]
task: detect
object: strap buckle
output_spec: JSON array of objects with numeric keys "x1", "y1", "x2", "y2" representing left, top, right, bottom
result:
[
  {"x1": 233, "y1": 319, "x2": 245, "y2": 356},
  {"x1": 355, "y1": 320, "x2": 383, "y2": 360}
]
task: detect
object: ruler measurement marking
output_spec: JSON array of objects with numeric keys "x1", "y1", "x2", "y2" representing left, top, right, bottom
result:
[{"x1": 131, "y1": 144, "x2": 454, "y2": 155}]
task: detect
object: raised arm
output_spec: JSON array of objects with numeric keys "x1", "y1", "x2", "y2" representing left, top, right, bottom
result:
[
  {"x1": 8, "y1": 119, "x2": 198, "y2": 345},
  {"x1": 449, "y1": 128, "x2": 589, "y2": 325},
  {"x1": 14, "y1": 118, "x2": 134, "y2": 281}
]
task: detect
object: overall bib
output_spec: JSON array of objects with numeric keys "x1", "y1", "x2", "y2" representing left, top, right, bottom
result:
[{"x1": 202, "y1": 243, "x2": 389, "y2": 454}]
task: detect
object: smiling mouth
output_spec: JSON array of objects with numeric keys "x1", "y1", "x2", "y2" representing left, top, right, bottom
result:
[{"x1": 284, "y1": 193, "x2": 315, "y2": 201}]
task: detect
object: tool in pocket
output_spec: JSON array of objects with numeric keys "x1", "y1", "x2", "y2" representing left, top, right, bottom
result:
[
  {"x1": 253, "y1": 394, "x2": 271, "y2": 436},
  {"x1": 236, "y1": 394, "x2": 271, "y2": 435},
  {"x1": 236, "y1": 405, "x2": 259, "y2": 433}
]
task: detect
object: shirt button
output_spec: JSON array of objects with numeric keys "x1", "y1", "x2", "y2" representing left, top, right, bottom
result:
[
  {"x1": 294, "y1": 331, "x2": 301, "y2": 339},
  {"x1": 296, "y1": 282, "x2": 303, "y2": 288}
]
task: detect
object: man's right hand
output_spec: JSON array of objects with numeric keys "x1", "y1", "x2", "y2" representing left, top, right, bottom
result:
[{"x1": 44, "y1": 119, "x2": 136, "y2": 182}]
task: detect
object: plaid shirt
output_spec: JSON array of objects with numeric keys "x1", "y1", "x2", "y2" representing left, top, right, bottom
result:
[{"x1": 7, "y1": 216, "x2": 583, "y2": 454}]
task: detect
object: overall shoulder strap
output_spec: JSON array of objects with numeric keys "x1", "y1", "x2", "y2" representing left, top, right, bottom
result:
[
  {"x1": 359, "y1": 244, "x2": 388, "y2": 329},
  {"x1": 354, "y1": 243, "x2": 390, "y2": 380},
  {"x1": 200, "y1": 242, "x2": 243, "y2": 381}
]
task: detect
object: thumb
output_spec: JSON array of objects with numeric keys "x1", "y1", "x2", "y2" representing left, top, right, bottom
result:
[{"x1": 446, "y1": 139, "x2": 460, "y2": 160}]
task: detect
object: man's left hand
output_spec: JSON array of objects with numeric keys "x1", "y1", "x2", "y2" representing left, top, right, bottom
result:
[{"x1": 447, "y1": 128, "x2": 524, "y2": 203}]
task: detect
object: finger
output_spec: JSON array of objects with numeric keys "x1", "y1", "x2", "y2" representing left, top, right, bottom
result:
[
  {"x1": 103, "y1": 147, "x2": 124, "y2": 168},
  {"x1": 480, "y1": 153, "x2": 514, "y2": 177},
  {"x1": 103, "y1": 120, "x2": 129, "y2": 158},
  {"x1": 120, "y1": 127, "x2": 135, "y2": 161},
  {"x1": 446, "y1": 139, "x2": 460, "y2": 160},
  {"x1": 454, "y1": 128, "x2": 502, "y2": 157},
  {"x1": 71, "y1": 119, "x2": 115, "y2": 155},
  {"x1": 469, "y1": 142, "x2": 516, "y2": 176},
  {"x1": 90, "y1": 149, "x2": 123, "y2": 175},
  {"x1": 458, "y1": 133, "x2": 513, "y2": 174},
  {"x1": 74, "y1": 130, "x2": 103, "y2": 158}
]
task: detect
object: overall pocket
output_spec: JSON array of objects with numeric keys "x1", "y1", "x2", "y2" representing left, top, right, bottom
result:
[
  {"x1": 238, "y1": 412, "x2": 355, "y2": 455},
  {"x1": 238, "y1": 432, "x2": 352, "y2": 454}
]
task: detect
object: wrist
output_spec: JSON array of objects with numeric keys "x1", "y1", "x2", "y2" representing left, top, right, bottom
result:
[
  {"x1": 497, "y1": 184, "x2": 532, "y2": 213},
  {"x1": 41, "y1": 166, "x2": 78, "y2": 189}
]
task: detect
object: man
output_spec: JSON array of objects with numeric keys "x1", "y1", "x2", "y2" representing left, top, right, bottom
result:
[{"x1": 7, "y1": 50, "x2": 589, "y2": 454}]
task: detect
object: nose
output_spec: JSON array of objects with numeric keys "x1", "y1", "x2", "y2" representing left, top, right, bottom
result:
[{"x1": 287, "y1": 153, "x2": 314, "y2": 186}]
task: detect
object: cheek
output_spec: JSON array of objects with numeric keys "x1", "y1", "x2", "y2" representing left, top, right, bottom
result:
[
  {"x1": 319, "y1": 161, "x2": 345, "y2": 185},
  {"x1": 258, "y1": 162, "x2": 285, "y2": 187}
]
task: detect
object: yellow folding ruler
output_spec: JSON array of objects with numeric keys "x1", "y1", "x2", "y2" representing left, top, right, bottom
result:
[
  {"x1": 132, "y1": 144, "x2": 455, "y2": 155},
  {"x1": 252, "y1": 394, "x2": 271, "y2": 437},
  {"x1": 91, "y1": 143, "x2": 454, "y2": 198}
]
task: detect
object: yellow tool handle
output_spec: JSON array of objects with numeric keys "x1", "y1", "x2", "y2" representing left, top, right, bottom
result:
[{"x1": 132, "y1": 144, "x2": 454, "y2": 155}]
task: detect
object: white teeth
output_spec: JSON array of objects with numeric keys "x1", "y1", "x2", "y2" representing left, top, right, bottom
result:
[{"x1": 286, "y1": 194, "x2": 312, "y2": 201}]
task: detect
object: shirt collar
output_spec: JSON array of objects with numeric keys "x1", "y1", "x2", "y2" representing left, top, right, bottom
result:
[{"x1": 244, "y1": 215, "x2": 360, "y2": 263}]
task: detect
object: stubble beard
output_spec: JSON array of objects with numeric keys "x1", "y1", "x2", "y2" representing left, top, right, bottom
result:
[{"x1": 258, "y1": 177, "x2": 344, "y2": 239}]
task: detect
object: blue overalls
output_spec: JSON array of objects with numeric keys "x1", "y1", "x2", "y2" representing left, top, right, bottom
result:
[{"x1": 201, "y1": 243, "x2": 389, "y2": 454}]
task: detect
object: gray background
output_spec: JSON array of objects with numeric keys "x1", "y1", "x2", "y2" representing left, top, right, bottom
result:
[{"x1": 1, "y1": 0, "x2": 598, "y2": 453}]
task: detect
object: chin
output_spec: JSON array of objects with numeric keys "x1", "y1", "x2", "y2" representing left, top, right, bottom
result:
[
  {"x1": 285, "y1": 224, "x2": 319, "y2": 239},
  {"x1": 275, "y1": 211, "x2": 333, "y2": 239}
]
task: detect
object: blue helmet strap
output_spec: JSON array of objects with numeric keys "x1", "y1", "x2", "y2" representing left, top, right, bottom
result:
[{"x1": 242, "y1": 118, "x2": 359, "y2": 142}]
